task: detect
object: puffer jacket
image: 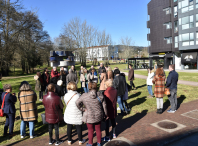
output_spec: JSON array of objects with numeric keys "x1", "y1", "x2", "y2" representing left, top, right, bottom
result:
[
  {"x1": 113, "y1": 75, "x2": 126, "y2": 96},
  {"x1": 43, "y1": 92, "x2": 64, "y2": 124},
  {"x1": 64, "y1": 90, "x2": 83, "y2": 125},
  {"x1": 76, "y1": 90, "x2": 107, "y2": 124},
  {"x1": 18, "y1": 90, "x2": 38, "y2": 121}
]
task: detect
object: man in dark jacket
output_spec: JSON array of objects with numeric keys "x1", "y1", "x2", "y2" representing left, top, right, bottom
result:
[
  {"x1": 166, "y1": 64, "x2": 178, "y2": 113},
  {"x1": 98, "y1": 63, "x2": 105, "y2": 83},
  {"x1": 49, "y1": 77, "x2": 64, "y2": 97},
  {"x1": 113, "y1": 69, "x2": 127, "y2": 116},
  {"x1": 128, "y1": 64, "x2": 136, "y2": 90}
]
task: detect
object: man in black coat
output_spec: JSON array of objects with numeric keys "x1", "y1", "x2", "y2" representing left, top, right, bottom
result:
[
  {"x1": 98, "y1": 63, "x2": 105, "y2": 83},
  {"x1": 49, "y1": 77, "x2": 64, "y2": 97}
]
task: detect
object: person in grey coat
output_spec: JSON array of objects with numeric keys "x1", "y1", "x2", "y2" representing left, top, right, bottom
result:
[
  {"x1": 66, "y1": 69, "x2": 78, "y2": 84},
  {"x1": 76, "y1": 82, "x2": 107, "y2": 146}
]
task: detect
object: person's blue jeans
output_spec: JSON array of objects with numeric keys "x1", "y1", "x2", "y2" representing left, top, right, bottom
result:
[
  {"x1": 4, "y1": 113, "x2": 15, "y2": 135},
  {"x1": 20, "y1": 121, "x2": 35, "y2": 136},
  {"x1": 147, "y1": 85, "x2": 153, "y2": 96},
  {"x1": 83, "y1": 83, "x2": 89, "y2": 93},
  {"x1": 117, "y1": 96, "x2": 127, "y2": 114}
]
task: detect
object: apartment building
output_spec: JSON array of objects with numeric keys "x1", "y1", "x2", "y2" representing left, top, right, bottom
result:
[{"x1": 147, "y1": 0, "x2": 198, "y2": 69}]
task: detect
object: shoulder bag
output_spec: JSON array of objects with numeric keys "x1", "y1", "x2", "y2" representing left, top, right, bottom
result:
[
  {"x1": 0, "y1": 93, "x2": 8, "y2": 117},
  {"x1": 164, "y1": 88, "x2": 170, "y2": 96},
  {"x1": 67, "y1": 93, "x2": 77, "y2": 105}
]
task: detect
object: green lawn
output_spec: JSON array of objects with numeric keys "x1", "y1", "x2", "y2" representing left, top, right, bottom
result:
[{"x1": 0, "y1": 73, "x2": 198, "y2": 145}]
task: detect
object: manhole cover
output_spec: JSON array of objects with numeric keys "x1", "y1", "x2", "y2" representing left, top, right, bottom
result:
[
  {"x1": 106, "y1": 140, "x2": 130, "y2": 146},
  {"x1": 158, "y1": 122, "x2": 178, "y2": 129}
]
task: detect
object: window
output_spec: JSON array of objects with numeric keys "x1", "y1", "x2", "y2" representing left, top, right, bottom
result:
[
  {"x1": 175, "y1": 36, "x2": 178, "y2": 48},
  {"x1": 148, "y1": 28, "x2": 150, "y2": 33},
  {"x1": 174, "y1": 0, "x2": 177, "y2": 2},
  {"x1": 196, "y1": 0, "x2": 198, "y2": 8},
  {"x1": 164, "y1": 37, "x2": 172, "y2": 44},
  {"x1": 163, "y1": 7, "x2": 171, "y2": 14},
  {"x1": 196, "y1": 32, "x2": 198, "y2": 44},
  {"x1": 181, "y1": 15, "x2": 194, "y2": 30},
  {"x1": 164, "y1": 22, "x2": 172, "y2": 29},
  {"x1": 180, "y1": 33, "x2": 194, "y2": 46},
  {"x1": 174, "y1": 6, "x2": 178, "y2": 17},
  {"x1": 179, "y1": 0, "x2": 194, "y2": 13},
  {"x1": 196, "y1": 14, "x2": 198, "y2": 27},
  {"x1": 174, "y1": 21, "x2": 178, "y2": 32}
]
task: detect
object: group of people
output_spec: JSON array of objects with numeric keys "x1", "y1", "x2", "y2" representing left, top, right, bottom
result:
[
  {"x1": 0, "y1": 62, "x2": 178, "y2": 146},
  {"x1": 146, "y1": 64, "x2": 178, "y2": 114}
]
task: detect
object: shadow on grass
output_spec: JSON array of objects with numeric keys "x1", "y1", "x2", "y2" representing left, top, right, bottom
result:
[
  {"x1": 163, "y1": 95, "x2": 186, "y2": 112},
  {"x1": 128, "y1": 96, "x2": 147, "y2": 109},
  {"x1": 128, "y1": 91, "x2": 141, "y2": 99},
  {"x1": 136, "y1": 84, "x2": 146, "y2": 89}
]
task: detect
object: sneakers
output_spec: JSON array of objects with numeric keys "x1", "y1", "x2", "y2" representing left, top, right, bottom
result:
[
  {"x1": 167, "y1": 109, "x2": 176, "y2": 113},
  {"x1": 49, "y1": 139, "x2": 55, "y2": 145},
  {"x1": 156, "y1": 109, "x2": 160, "y2": 114},
  {"x1": 97, "y1": 143, "x2": 101, "y2": 146},
  {"x1": 147, "y1": 95, "x2": 153, "y2": 98},
  {"x1": 68, "y1": 141, "x2": 72, "y2": 145},
  {"x1": 113, "y1": 134, "x2": 117, "y2": 139},
  {"x1": 55, "y1": 140, "x2": 63, "y2": 145},
  {"x1": 21, "y1": 134, "x2": 26, "y2": 139},
  {"x1": 86, "y1": 143, "x2": 92, "y2": 146},
  {"x1": 30, "y1": 135, "x2": 37, "y2": 139},
  {"x1": 79, "y1": 139, "x2": 86, "y2": 145},
  {"x1": 101, "y1": 136, "x2": 111, "y2": 142}
]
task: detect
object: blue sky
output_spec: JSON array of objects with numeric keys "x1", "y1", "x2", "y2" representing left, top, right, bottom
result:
[{"x1": 21, "y1": 0, "x2": 151, "y2": 47}]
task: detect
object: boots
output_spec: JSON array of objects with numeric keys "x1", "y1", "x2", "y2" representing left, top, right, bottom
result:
[
  {"x1": 156, "y1": 109, "x2": 160, "y2": 114},
  {"x1": 159, "y1": 108, "x2": 163, "y2": 114}
]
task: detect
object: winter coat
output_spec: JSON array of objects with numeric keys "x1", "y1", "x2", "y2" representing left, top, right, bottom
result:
[
  {"x1": 43, "y1": 92, "x2": 64, "y2": 124},
  {"x1": 128, "y1": 68, "x2": 135, "y2": 81},
  {"x1": 41, "y1": 72, "x2": 50, "y2": 87},
  {"x1": 80, "y1": 73, "x2": 91, "y2": 87},
  {"x1": 122, "y1": 85, "x2": 128, "y2": 100},
  {"x1": 107, "y1": 71, "x2": 114, "y2": 80},
  {"x1": 35, "y1": 77, "x2": 45, "y2": 92},
  {"x1": 152, "y1": 75, "x2": 166, "y2": 98},
  {"x1": 104, "y1": 87, "x2": 117, "y2": 119},
  {"x1": 99, "y1": 73, "x2": 107, "y2": 91},
  {"x1": 64, "y1": 90, "x2": 83, "y2": 125},
  {"x1": 58, "y1": 75, "x2": 67, "y2": 86},
  {"x1": 98, "y1": 66, "x2": 105, "y2": 75},
  {"x1": 147, "y1": 72, "x2": 154, "y2": 85},
  {"x1": 51, "y1": 69, "x2": 60, "y2": 79},
  {"x1": 18, "y1": 90, "x2": 38, "y2": 121},
  {"x1": 166, "y1": 70, "x2": 178, "y2": 90},
  {"x1": 1, "y1": 92, "x2": 17, "y2": 114},
  {"x1": 113, "y1": 75, "x2": 126, "y2": 96},
  {"x1": 76, "y1": 90, "x2": 107, "y2": 124},
  {"x1": 66, "y1": 73, "x2": 78, "y2": 84}
]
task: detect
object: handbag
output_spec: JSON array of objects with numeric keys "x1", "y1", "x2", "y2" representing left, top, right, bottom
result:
[
  {"x1": 96, "y1": 96, "x2": 106, "y2": 122},
  {"x1": 41, "y1": 113, "x2": 48, "y2": 124},
  {"x1": 67, "y1": 93, "x2": 77, "y2": 105},
  {"x1": 0, "y1": 93, "x2": 8, "y2": 117},
  {"x1": 164, "y1": 88, "x2": 170, "y2": 96}
]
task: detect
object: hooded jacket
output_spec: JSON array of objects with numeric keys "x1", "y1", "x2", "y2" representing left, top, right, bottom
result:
[{"x1": 75, "y1": 90, "x2": 107, "y2": 124}]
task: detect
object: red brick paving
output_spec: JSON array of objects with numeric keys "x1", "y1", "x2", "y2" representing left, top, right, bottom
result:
[{"x1": 4, "y1": 99, "x2": 198, "y2": 146}]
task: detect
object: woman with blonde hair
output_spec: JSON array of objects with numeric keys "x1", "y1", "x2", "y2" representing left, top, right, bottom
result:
[
  {"x1": 102, "y1": 79, "x2": 117, "y2": 141},
  {"x1": 64, "y1": 81, "x2": 85, "y2": 145},
  {"x1": 152, "y1": 68, "x2": 166, "y2": 114},
  {"x1": 107, "y1": 67, "x2": 113, "y2": 80},
  {"x1": 99, "y1": 69, "x2": 107, "y2": 93}
]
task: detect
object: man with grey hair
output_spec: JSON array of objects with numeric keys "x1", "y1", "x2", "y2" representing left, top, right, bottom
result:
[{"x1": 66, "y1": 69, "x2": 78, "y2": 84}]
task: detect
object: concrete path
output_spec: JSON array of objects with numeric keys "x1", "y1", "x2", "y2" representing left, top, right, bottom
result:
[{"x1": 123, "y1": 72, "x2": 198, "y2": 87}]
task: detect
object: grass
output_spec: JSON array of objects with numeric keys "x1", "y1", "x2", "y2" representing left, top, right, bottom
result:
[{"x1": 0, "y1": 72, "x2": 198, "y2": 145}]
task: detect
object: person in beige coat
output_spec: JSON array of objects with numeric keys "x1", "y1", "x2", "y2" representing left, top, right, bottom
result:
[
  {"x1": 18, "y1": 81, "x2": 38, "y2": 139},
  {"x1": 99, "y1": 69, "x2": 107, "y2": 93},
  {"x1": 80, "y1": 68, "x2": 90, "y2": 93}
]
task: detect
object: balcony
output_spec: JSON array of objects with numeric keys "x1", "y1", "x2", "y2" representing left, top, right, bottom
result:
[{"x1": 147, "y1": 21, "x2": 150, "y2": 28}]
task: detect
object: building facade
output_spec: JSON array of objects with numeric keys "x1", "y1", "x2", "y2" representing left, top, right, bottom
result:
[{"x1": 147, "y1": 0, "x2": 198, "y2": 69}]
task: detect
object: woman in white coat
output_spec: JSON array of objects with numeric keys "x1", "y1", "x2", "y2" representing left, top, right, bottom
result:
[
  {"x1": 64, "y1": 81, "x2": 85, "y2": 145},
  {"x1": 147, "y1": 68, "x2": 155, "y2": 98}
]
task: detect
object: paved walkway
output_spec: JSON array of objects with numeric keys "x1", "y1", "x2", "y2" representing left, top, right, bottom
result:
[
  {"x1": 3, "y1": 99, "x2": 198, "y2": 146},
  {"x1": 123, "y1": 72, "x2": 198, "y2": 87}
]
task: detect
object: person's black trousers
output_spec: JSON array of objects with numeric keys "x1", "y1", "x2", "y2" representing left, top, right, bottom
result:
[
  {"x1": 130, "y1": 81, "x2": 136, "y2": 89},
  {"x1": 39, "y1": 91, "x2": 43, "y2": 99},
  {"x1": 48, "y1": 123, "x2": 59, "y2": 142},
  {"x1": 4, "y1": 113, "x2": 15, "y2": 135},
  {"x1": 105, "y1": 118, "x2": 116, "y2": 137},
  {"x1": 67, "y1": 124, "x2": 82, "y2": 141}
]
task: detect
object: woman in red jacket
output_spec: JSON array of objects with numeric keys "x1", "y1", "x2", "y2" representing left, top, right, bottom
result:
[
  {"x1": 102, "y1": 79, "x2": 118, "y2": 141},
  {"x1": 43, "y1": 83, "x2": 64, "y2": 145}
]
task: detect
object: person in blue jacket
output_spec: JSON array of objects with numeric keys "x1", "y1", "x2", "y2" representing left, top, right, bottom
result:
[
  {"x1": 1, "y1": 84, "x2": 17, "y2": 137},
  {"x1": 166, "y1": 64, "x2": 178, "y2": 113}
]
